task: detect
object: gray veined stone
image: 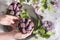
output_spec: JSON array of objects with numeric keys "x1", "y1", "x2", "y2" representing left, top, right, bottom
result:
[{"x1": 22, "y1": 4, "x2": 39, "y2": 20}]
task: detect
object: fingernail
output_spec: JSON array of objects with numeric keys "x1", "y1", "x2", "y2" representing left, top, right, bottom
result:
[{"x1": 11, "y1": 20, "x2": 15, "y2": 24}]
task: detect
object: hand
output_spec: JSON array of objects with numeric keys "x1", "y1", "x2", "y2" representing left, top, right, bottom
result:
[
  {"x1": 0, "y1": 28, "x2": 34, "y2": 40},
  {"x1": 0, "y1": 15, "x2": 19, "y2": 27},
  {"x1": 14, "y1": 28, "x2": 34, "y2": 39},
  {"x1": 0, "y1": 15, "x2": 34, "y2": 40}
]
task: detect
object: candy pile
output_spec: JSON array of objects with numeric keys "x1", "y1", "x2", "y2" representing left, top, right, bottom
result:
[{"x1": 6, "y1": 1, "x2": 35, "y2": 34}]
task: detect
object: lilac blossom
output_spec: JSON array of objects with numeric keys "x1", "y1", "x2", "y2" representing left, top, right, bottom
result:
[
  {"x1": 42, "y1": 20, "x2": 55, "y2": 31},
  {"x1": 53, "y1": 0, "x2": 58, "y2": 8}
]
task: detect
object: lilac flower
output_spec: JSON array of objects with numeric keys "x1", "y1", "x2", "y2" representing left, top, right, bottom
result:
[
  {"x1": 53, "y1": 0, "x2": 58, "y2": 8},
  {"x1": 34, "y1": 7, "x2": 42, "y2": 15},
  {"x1": 42, "y1": 20, "x2": 54, "y2": 31}
]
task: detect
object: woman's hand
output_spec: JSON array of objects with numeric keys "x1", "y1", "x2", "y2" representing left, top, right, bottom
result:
[
  {"x1": 0, "y1": 28, "x2": 34, "y2": 40},
  {"x1": 0, "y1": 15, "x2": 19, "y2": 27},
  {"x1": 14, "y1": 28, "x2": 34, "y2": 39},
  {"x1": 0, "y1": 15, "x2": 33, "y2": 40}
]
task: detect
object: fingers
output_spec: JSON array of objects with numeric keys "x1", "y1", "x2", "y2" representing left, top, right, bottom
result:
[
  {"x1": 6, "y1": 15, "x2": 19, "y2": 26},
  {"x1": 6, "y1": 15, "x2": 19, "y2": 20},
  {"x1": 2, "y1": 15, "x2": 34, "y2": 39},
  {"x1": 21, "y1": 28, "x2": 34, "y2": 39},
  {"x1": 25, "y1": 28, "x2": 34, "y2": 36},
  {"x1": 10, "y1": 20, "x2": 15, "y2": 24},
  {"x1": 14, "y1": 28, "x2": 34, "y2": 39}
]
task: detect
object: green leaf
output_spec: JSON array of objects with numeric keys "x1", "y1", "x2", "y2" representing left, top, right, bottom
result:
[
  {"x1": 37, "y1": 19, "x2": 41, "y2": 27},
  {"x1": 38, "y1": 28, "x2": 45, "y2": 35},
  {"x1": 20, "y1": 9, "x2": 30, "y2": 18},
  {"x1": 41, "y1": 0, "x2": 47, "y2": 3},
  {"x1": 33, "y1": 0, "x2": 39, "y2": 4},
  {"x1": 50, "y1": 1, "x2": 55, "y2": 5},
  {"x1": 48, "y1": 5, "x2": 56, "y2": 13},
  {"x1": 47, "y1": 31, "x2": 55, "y2": 35},
  {"x1": 33, "y1": 30, "x2": 39, "y2": 34},
  {"x1": 20, "y1": 0, "x2": 25, "y2": 3},
  {"x1": 27, "y1": 0, "x2": 30, "y2": 2},
  {"x1": 40, "y1": 6, "x2": 45, "y2": 12},
  {"x1": 41, "y1": 34, "x2": 50, "y2": 38},
  {"x1": 42, "y1": 3, "x2": 47, "y2": 9}
]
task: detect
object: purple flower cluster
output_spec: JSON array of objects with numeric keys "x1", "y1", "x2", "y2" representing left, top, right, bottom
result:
[
  {"x1": 53, "y1": 1, "x2": 58, "y2": 8},
  {"x1": 42, "y1": 21, "x2": 54, "y2": 31}
]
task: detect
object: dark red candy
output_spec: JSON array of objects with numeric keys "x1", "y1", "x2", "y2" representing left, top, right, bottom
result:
[
  {"x1": 7, "y1": 1, "x2": 22, "y2": 16},
  {"x1": 9, "y1": 11, "x2": 14, "y2": 15},
  {"x1": 18, "y1": 18, "x2": 34, "y2": 34}
]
